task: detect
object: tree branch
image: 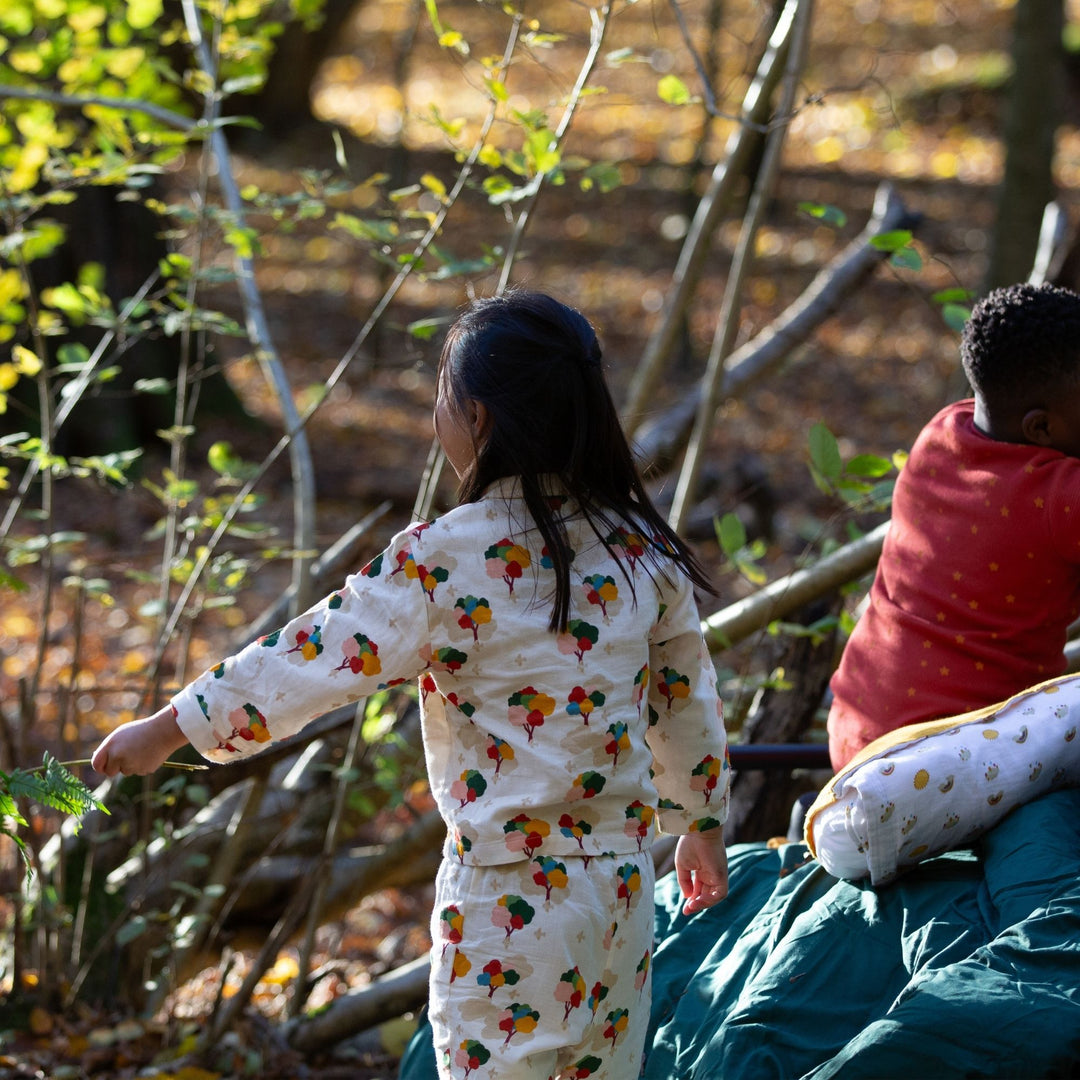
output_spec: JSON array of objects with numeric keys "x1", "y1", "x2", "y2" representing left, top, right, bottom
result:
[{"x1": 669, "y1": 0, "x2": 816, "y2": 531}]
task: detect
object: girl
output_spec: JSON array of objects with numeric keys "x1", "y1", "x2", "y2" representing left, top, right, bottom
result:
[{"x1": 93, "y1": 291, "x2": 730, "y2": 1080}]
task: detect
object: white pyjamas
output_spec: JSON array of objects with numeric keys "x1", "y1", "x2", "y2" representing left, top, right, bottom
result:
[{"x1": 170, "y1": 478, "x2": 729, "y2": 1077}]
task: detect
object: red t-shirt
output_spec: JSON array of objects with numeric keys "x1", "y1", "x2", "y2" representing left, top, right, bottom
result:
[{"x1": 827, "y1": 400, "x2": 1080, "y2": 770}]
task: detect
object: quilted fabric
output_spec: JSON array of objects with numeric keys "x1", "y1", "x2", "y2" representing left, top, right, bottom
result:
[{"x1": 807, "y1": 673, "x2": 1080, "y2": 884}]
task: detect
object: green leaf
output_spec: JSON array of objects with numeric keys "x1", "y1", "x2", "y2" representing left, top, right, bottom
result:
[
  {"x1": 797, "y1": 201, "x2": 847, "y2": 228},
  {"x1": 889, "y1": 246, "x2": 922, "y2": 271},
  {"x1": 808, "y1": 422, "x2": 842, "y2": 481},
  {"x1": 941, "y1": 303, "x2": 971, "y2": 333},
  {"x1": 716, "y1": 512, "x2": 747, "y2": 558},
  {"x1": 582, "y1": 162, "x2": 622, "y2": 193},
  {"x1": 845, "y1": 453, "x2": 893, "y2": 479},
  {"x1": 408, "y1": 318, "x2": 448, "y2": 340},
  {"x1": 134, "y1": 378, "x2": 172, "y2": 395},
  {"x1": 931, "y1": 287, "x2": 972, "y2": 305},
  {"x1": 870, "y1": 229, "x2": 912, "y2": 253}
]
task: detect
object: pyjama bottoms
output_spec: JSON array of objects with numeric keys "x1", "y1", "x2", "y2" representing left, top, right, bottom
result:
[{"x1": 429, "y1": 850, "x2": 656, "y2": 1080}]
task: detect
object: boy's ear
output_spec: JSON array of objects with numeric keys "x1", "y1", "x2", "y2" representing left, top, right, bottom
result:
[{"x1": 1021, "y1": 407, "x2": 1054, "y2": 446}]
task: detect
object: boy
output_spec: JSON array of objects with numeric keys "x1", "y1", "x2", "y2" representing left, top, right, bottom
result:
[{"x1": 828, "y1": 282, "x2": 1080, "y2": 771}]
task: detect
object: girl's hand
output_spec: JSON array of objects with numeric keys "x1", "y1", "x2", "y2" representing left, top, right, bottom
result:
[
  {"x1": 92, "y1": 706, "x2": 190, "y2": 777},
  {"x1": 675, "y1": 829, "x2": 729, "y2": 916}
]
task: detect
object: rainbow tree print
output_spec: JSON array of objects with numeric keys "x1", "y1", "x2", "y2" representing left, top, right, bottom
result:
[
  {"x1": 507, "y1": 686, "x2": 555, "y2": 741},
  {"x1": 450, "y1": 769, "x2": 487, "y2": 807},
  {"x1": 558, "y1": 618, "x2": 599, "y2": 662},
  {"x1": 444, "y1": 690, "x2": 476, "y2": 719},
  {"x1": 389, "y1": 547, "x2": 449, "y2": 600},
  {"x1": 566, "y1": 685, "x2": 605, "y2": 724},
  {"x1": 199, "y1": 693, "x2": 236, "y2": 754},
  {"x1": 539, "y1": 541, "x2": 574, "y2": 569},
  {"x1": 503, "y1": 813, "x2": 550, "y2": 857},
  {"x1": 566, "y1": 771, "x2": 606, "y2": 802},
  {"x1": 564, "y1": 1055, "x2": 604, "y2": 1079},
  {"x1": 656, "y1": 665, "x2": 691, "y2": 709},
  {"x1": 337, "y1": 632, "x2": 381, "y2": 675},
  {"x1": 604, "y1": 1007, "x2": 630, "y2": 1049},
  {"x1": 582, "y1": 573, "x2": 618, "y2": 616},
  {"x1": 690, "y1": 815, "x2": 724, "y2": 833},
  {"x1": 635, "y1": 949, "x2": 651, "y2": 992},
  {"x1": 632, "y1": 664, "x2": 649, "y2": 715},
  {"x1": 623, "y1": 800, "x2": 655, "y2": 850},
  {"x1": 555, "y1": 966, "x2": 587, "y2": 1021},
  {"x1": 450, "y1": 947, "x2": 471, "y2": 984},
  {"x1": 360, "y1": 552, "x2": 383, "y2": 577},
  {"x1": 485, "y1": 538, "x2": 531, "y2": 594},
  {"x1": 439, "y1": 905, "x2": 464, "y2": 957},
  {"x1": 616, "y1": 862, "x2": 642, "y2": 913},
  {"x1": 588, "y1": 980, "x2": 609, "y2": 1017},
  {"x1": 485, "y1": 734, "x2": 514, "y2": 774},
  {"x1": 454, "y1": 594, "x2": 492, "y2": 641},
  {"x1": 453, "y1": 1039, "x2": 491, "y2": 1077},
  {"x1": 258, "y1": 629, "x2": 281, "y2": 647},
  {"x1": 691, "y1": 754, "x2": 725, "y2": 804},
  {"x1": 491, "y1": 893, "x2": 535, "y2": 939},
  {"x1": 286, "y1": 623, "x2": 322, "y2": 660},
  {"x1": 558, "y1": 813, "x2": 593, "y2": 860},
  {"x1": 605, "y1": 525, "x2": 647, "y2": 571},
  {"x1": 229, "y1": 703, "x2": 270, "y2": 743},
  {"x1": 453, "y1": 831, "x2": 472, "y2": 863},
  {"x1": 477, "y1": 958, "x2": 521, "y2": 998},
  {"x1": 498, "y1": 1002, "x2": 540, "y2": 1046},
  {"x1": 413, "y1": 560, "x2": 449, "y2": 601},
  {"x1": 531, "y1": 854, "x2": 569, "y2": 901},
  {"x1": 605, "y1": 721, "x2": 630, "y2": 768},
  {"x1": 422, "y1": 644, "x2": 468, "y2": 675}
]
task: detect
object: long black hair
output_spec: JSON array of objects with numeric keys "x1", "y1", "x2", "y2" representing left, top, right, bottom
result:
[{"x1": 437, "y1": 290, "x2": 715, "y2": 631}]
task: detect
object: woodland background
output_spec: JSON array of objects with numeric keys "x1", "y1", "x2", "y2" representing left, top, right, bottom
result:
[{"x1": 1, "y1": 0, "x2": 1079, "y2": 1076}]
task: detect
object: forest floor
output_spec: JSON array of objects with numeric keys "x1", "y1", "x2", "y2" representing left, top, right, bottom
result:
[{"x1": 5, "y1": 0, "x2": 1080, "y2": 1076}]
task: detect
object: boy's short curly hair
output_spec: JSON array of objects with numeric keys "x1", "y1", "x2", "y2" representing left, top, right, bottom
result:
[{"x1": 961, "y1": 282, "x2": 1080, "y2": 417}]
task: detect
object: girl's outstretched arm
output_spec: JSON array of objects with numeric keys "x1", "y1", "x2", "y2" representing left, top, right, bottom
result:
[
  {"x1": 675, "y1": 829, "x2": 729, "y2": 915},
  {"x1": 92, "y1": 705, "x2": 189, "y2": 777}
]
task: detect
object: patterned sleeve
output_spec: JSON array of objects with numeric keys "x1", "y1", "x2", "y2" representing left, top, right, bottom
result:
[
  {"x1": 172, "y1": 524, "x2": 432, "y2": 762},
  {"x1": 645, "y1": 573, "x2": 729, "y2": 835}
]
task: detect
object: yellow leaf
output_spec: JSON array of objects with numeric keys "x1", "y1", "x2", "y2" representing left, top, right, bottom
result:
[
  {"x1": 12, "y1": 344, "x2": 41, "y2": 375},
  {"x1": 104, "y1": 46, "x2": 146, "y2": 79},
  {"x1": 263, "y1": 954, "x2": 300, "y2": 984},
  {"x1": 68, "y1": 4, "x2": 107, "y2": 32}
]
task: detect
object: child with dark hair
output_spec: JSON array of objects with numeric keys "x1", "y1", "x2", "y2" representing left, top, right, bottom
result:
[
  {"x1": 93, "y1": 290, "x2": 730, "y2": 1080},
  {"x1": 828, "y1": 281, "x2": 1080, "y2": 771}
]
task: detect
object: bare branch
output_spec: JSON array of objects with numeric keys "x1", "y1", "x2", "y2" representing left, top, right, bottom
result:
[
  {"x1": 0, "y1": 84, "x2": 196, "y2": 130},
  {"x1": 623, "y1": 0, "x2": 799, "y2": 430},
  {"x1": 701, "y1": 520, "x2": 888, "y2": 650},
  {"x1": 668, "y1": 0, "x2": 815, "y2": 531}
]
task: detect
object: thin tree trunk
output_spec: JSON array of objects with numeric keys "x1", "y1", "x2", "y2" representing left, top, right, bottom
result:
[{"x1": 983, "y1": 0, "x2": 1063, "y2": 292}]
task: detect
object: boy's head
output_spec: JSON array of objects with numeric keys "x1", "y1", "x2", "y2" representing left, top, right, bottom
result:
[{"x1": 961, "y1": 282, "x2": 1080, "y2": 454}]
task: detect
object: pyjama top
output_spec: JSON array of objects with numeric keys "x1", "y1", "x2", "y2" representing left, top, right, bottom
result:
[
  {"x1": 828, "y1": 399, "x2": 1080, "y2": 771},
  {"x1": 172, "y1": 477, "x2": 730, "y2": 865}
]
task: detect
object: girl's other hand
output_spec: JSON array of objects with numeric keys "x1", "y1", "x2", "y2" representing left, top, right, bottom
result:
[
  {"x1": 674, "y1": 829, "x2": 729, "y2": 916},
  {"x1": 91, "y1": 705, "x2": 189, "y2": 777}
]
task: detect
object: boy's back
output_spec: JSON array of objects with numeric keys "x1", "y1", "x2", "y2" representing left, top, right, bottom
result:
[{"x1": 827, "y1": 398, "x2": 1080, "y2": 771}]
